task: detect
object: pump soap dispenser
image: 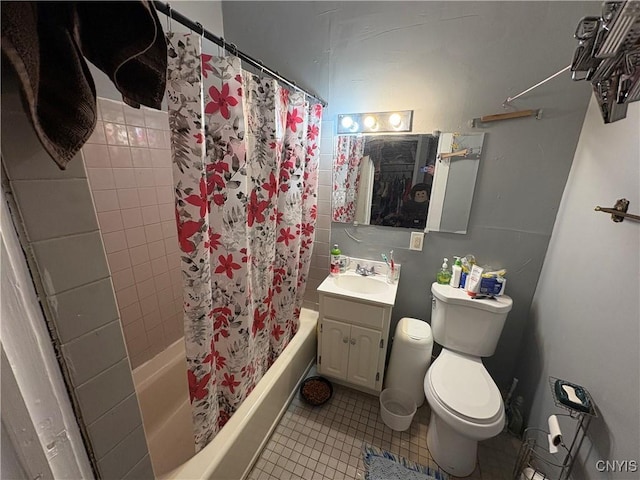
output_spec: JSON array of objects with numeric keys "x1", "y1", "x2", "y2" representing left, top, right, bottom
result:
[
  {"x1": 437, "y1": 258, "x2": 451, "y2": 285},
  {"x1": 450, "y1": 256, "x2": 462, "y2": 288}
]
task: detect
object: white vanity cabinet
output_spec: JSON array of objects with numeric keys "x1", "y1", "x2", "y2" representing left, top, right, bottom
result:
[{"x1": 317, "y1": 293, "x2": 392, "y2": 394}]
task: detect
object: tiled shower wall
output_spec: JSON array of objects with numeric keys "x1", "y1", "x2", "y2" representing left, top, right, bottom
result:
[
  {"x1": 2, "y1": 80, "x2": 153, "y2": 478},
  {"x1": 303, "y1": 120, "x2": 334, "y2": 310},
  {"x1": 85, "y1": 103, "x2": 330, "y2": 358},
  {"x1": 83, "y1": 98, "x2": 183, "y2": 369}
]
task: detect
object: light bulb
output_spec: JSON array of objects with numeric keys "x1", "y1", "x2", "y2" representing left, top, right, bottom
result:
[
  {"x1": 340, "y1": 116, "x2": 354, "y2": 129},
  {"x1": 349, "y1": 122, "x2": 360, "y2": 132},
  {"x1": 389, "y1": 113, "x2": 402, "y2": 128},
  {"x1": 363, "y1": 115, "x2": 377, "y2": 129}
]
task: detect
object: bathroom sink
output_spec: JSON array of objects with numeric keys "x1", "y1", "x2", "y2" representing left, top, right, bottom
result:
[
  {"x1": 334, "y1": 275, "x2": 389, "y2": 294},
  {"x1": 317, "y1": 257, "x2": 400, "y2": 306}
]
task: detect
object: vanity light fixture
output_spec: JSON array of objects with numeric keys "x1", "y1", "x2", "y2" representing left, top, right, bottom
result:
[
  {"x1": 388, "y1": 113, "x2": 402, "y2": 128},
  {"x1": 337, "y1": 110, "x2": 413, "y2": 134},
  {"x1": 363, "y1": 115, "x2": 378, "y2": 129},
  {"x1": 341, "y1": 115, "x2": 354, "y2": 129}
]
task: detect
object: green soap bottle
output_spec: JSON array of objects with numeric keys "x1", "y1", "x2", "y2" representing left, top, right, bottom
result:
[{"x1": 436, "y1": 257, "x2": 451, "y2": 284}]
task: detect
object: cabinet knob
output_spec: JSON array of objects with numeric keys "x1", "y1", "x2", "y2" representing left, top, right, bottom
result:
[
  {"x1": 343, "y1": 336, "x2": 349, "y2": 343},
  {"x1": 350, "y1": 338, "x2": 356, "y2": 345}
]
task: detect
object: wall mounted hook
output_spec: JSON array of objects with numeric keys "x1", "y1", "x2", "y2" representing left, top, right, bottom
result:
[{"x1": 595, "y1": 198, "x2": 640, "y2": 223}]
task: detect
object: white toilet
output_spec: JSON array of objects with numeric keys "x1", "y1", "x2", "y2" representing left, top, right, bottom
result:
[{"x1": 424, "y1": 283, "x2": 513, "y2": 477}]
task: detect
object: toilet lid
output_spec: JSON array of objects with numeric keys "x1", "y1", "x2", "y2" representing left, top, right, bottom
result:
[{"x1": 429, "y1": 350, "x2": 502, "y2": 422}]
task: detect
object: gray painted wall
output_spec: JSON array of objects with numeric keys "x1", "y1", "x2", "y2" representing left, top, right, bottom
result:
[
  {"x1": 222, "y1": 1, "x2": 596, "y2": 387},
  {"x1": 517, "y1": 100, "x2": 639, "y2": 479}
]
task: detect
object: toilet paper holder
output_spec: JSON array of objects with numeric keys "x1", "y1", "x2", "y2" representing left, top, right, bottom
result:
[{"x1": 512, "y1": 377, "x2": 596, "y2": 480}]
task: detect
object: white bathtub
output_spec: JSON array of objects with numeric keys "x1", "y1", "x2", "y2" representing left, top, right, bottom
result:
[{"x1": 132, "y1": 308, "x2": 318, "y2": 480}]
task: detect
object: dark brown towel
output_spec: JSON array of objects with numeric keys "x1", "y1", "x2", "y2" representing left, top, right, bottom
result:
[{"x1": 1, "y1": 1, "x2": 167, "y2": 169}]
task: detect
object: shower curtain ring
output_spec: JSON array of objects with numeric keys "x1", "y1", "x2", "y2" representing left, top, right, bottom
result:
[
  {"x1": 195, "y1": 21, "x2": 204, "y2": 37},
  {"x1": 166, "y1": 3, "x2": 172, "y2": 32}
]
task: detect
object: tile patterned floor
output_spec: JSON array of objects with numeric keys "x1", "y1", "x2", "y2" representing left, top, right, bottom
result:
[{"x1": 248, "y1": 378, "x2": 520, "y2": 480}]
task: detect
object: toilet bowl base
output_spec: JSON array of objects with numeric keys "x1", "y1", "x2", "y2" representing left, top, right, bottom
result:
[{"x1": 427, "y1": 413, "x2": 477, "y2": 477}]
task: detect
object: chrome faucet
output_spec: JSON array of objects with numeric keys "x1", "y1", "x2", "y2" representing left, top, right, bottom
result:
[{"x1": 355, "y1": 264, "x2": 376, "y2": 276}]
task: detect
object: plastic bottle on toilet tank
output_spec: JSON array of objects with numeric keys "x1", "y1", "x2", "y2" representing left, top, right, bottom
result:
[
  {"x1": 436, "y1": 258, "x2": 451, "y2": 285},
  {"x1": 450, "y1": 256, "x2": 462, "y2": 288}
]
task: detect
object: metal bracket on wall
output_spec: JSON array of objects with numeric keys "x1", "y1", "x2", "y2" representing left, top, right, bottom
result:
[{"x1": 595, "y1": 198, "x2": 640, "y2": 223}]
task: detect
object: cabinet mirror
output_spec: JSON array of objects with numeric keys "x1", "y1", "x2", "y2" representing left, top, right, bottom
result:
[{"x1": 331, "y1": 132, "x2": 485, "y2": 234}]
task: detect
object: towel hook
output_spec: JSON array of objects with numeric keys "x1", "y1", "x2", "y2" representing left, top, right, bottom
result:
[{"x1": 595, "y1": 198, "x2": 640, "y2": 223}]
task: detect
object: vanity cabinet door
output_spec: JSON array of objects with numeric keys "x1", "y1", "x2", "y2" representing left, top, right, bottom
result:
[
  {"x1": 318, "y1": 318, "x2": 350, "y2": 380},
  {"x1": 346, "y1": 325, "x2": 381, "y2": 391}
]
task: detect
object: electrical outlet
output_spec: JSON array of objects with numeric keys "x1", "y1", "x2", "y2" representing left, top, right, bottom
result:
[{"x1": 409, "y1": 232, "x2": 424, "y2": 251}]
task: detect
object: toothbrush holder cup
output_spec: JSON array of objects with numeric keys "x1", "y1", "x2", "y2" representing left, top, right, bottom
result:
[
  {"x1": 386, "y1": 265, "x2": 400, "y2": 284},
  {"x1": 338, "y1": 255, "x2": 350, "y2": 274}
]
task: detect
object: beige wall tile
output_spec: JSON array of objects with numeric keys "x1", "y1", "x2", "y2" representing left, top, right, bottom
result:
[
  {"x1": 124, "y1": 107, "x2": 145, "y2": 127},
  {"x1": 92, "y1": 190, "x2": 120, "y2": 212},
  {"x1": 128, "y1": 243, "x2": 150, "y2": 266},
  {"x1": 108, "y1": 146, "x2": 133, "y2": 168},
  {"x1": 86, "y1": 121, "x2": 107, "y2": 144},
  {"x1": 113, "y1": 168, "x2": 137, "y2": 189},
  {"x1": 99, "y1": 98, "x2": 125, "y2": 123},
  {"x1": 83, "y1": 144, "x2": 110, "y2": 168},
  {"x1": 104, "y1": 122, "x2": 129, "y2": 146},
  {"x1": 125, "y1": 227, "x2": 147, "y2": 249},
  {"x1": 120, "y1": 302, "x2": 142, "y2": 326},
  {"x1": 137, "y1": 187, "x2": 157, "y2": 206},
  {"x1": 107, "y1": 249, "x2": 132, "y2": 273},
  {"x1": 103, "y1": 231, "x2": 128, "y2": 254},
  {"x1": 136, "y1": 277, "x2": 156, "y2": 300},
  {"x1": 127, "y1": 126, "x2": 148, "y2": 148},
  {"x1": 121, "y1": 207, "x2": 143, "y2": 229},
  {"x1": 87, "y1": 168, "x2": 116, "y2": 190},
  {"x1": 143, "y1": 108, "x2": 169, "y2": 130},
  {"x1": 112, "y1": 268, "x2": 135, "y2": 292},
  {"x1": 133, "y1": 262, "x2": 153, "y2": 283},
  {"x1": 117, "y1": 189, "x2": 140, "y2": 209},
  {"x1": 141, "y1": 205, "x2": 160, "y2": 225},
  {"x1": 150, "y1": 149, "x2": 171, "y2": 168}
]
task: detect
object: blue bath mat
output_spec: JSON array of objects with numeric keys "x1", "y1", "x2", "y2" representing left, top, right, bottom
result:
[{"x1": 363, "y1": 444, "x2": 448, "y2": 480}]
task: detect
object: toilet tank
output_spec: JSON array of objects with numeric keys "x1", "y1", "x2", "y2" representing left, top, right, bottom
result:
[{"x1": 430, "y1": 283, "x2": 513, "y2": 357}]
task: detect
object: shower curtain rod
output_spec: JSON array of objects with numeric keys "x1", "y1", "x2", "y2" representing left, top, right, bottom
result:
[{"x1": 153, "y1": 1, "x2": 328, "y2": 107}]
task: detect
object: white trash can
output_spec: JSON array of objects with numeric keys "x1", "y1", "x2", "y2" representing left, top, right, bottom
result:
[
  {"x1": 384, "y1": 317, "x2": 433, "y2": 407},
  {"x1": 380, "y1": 388, "x2": 416, "y2": 431}
]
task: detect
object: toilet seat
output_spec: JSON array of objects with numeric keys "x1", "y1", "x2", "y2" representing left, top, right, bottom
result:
[{"x1": 427, "y1": 350, "x2": 502, "y2": 424}]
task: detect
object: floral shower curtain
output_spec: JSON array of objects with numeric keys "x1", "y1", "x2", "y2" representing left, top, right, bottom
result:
[
  {"x1": 332, "y1": 135, "x2": 365, "y2": 222},
  {"x1": 166, "y1": 33, "x2": 322, "y2": 450}
]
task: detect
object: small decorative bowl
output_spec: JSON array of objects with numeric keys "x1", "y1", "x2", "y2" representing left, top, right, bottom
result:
[{"x1": 299, "y1": 376, "x2": 333, "y2": 406}]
